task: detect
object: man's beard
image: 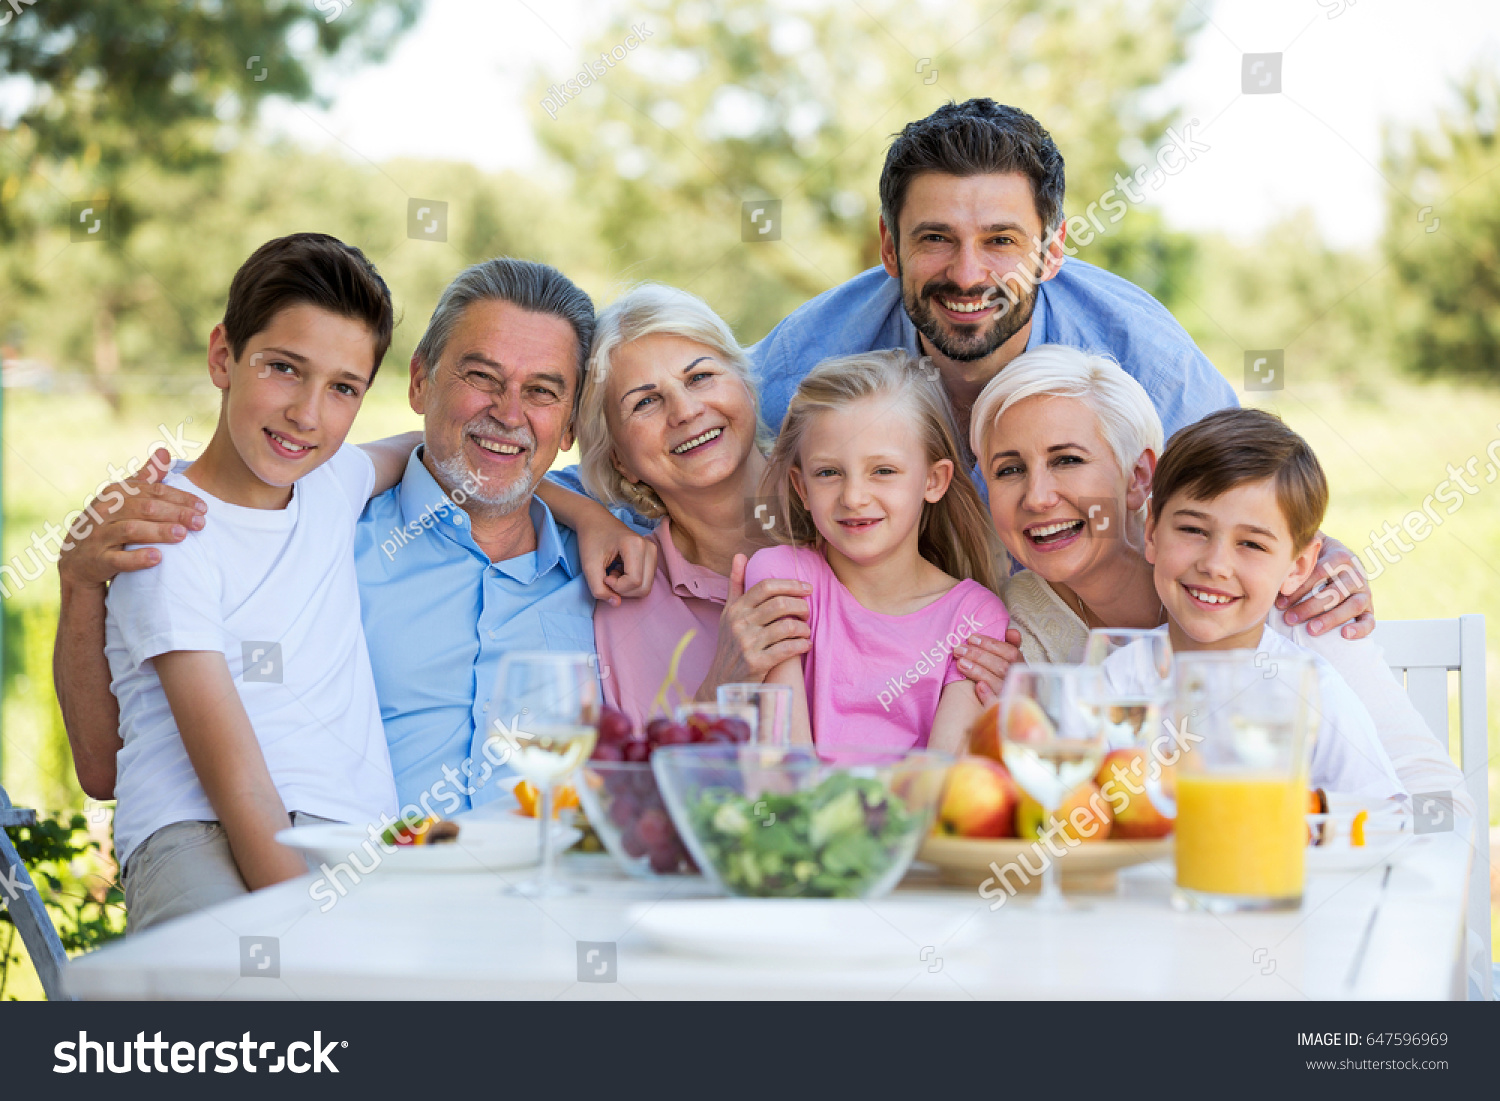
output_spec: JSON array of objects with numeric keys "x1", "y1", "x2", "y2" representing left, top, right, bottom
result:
[
  {"x1": 427, "y1": 417, "x2": 540, "y2": 516},
  {"x1": 901, "y1": 260, "x2": 1042, "y2": 364}
]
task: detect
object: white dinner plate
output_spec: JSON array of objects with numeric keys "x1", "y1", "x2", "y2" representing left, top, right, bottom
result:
[
  {"x1": 277, "y1": 817, "x2": 580, "y2": 875},
  {"x1": 629, "y1": 899, "x2": 942, "y2": 964}
]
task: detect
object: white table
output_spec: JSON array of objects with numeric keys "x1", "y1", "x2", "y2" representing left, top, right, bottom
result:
[{"x1": 67, "y1": 822, "x2": 1478, "y2": 1000}]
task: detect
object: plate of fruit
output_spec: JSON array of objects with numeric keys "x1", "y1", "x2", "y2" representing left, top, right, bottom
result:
[
  {"x1": 276, "y1": 815, "x2": 579, "y2": 874},
  {"x1": 918, "y1": 703, "x2": 1173, "y2": 891},
  {"x1": 1304, "y1": 791, "x2": 1410, "y2": 872}
]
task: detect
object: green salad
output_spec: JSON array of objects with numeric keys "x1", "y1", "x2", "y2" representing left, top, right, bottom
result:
[{"x1": 686, "y1": 772, "x2": 916, "y2": 897}]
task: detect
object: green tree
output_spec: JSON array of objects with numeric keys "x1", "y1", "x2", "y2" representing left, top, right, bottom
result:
[
  {"x1": 0, "y1": 0, "x2": 423, "y2": 404},
  {"x1": 528, "y1": 0, "x2": 1205, "y2": 341},
  {"x1": 1382, "y1": 68, "x2": 1500, "y2": 384}
]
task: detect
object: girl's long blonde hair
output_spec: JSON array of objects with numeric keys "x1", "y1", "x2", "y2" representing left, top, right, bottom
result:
[{"x1": 760, "y1": 349, "x2": 1000, "y2": 593}]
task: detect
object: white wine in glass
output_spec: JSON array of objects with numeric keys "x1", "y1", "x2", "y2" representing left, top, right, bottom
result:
[
  {"x1": 487, "y1": 651, "x2": 599, "y2": 897},
  {"x1": 998, "y1": 664, "x2": 1110, "y2": 910}
]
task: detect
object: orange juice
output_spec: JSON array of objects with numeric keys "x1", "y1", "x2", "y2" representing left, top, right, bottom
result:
[{"x1": 1175, "y1": 773, "x2": 1305, "y2": 900}]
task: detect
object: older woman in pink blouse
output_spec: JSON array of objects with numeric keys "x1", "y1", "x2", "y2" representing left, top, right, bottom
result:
[{"x1": 578, "y1": 285, "x2": 812, "y2": 728}]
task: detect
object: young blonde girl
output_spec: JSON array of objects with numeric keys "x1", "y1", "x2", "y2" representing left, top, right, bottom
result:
[{"x1": 745, "y1": 349, "x2": 1008, "y2": 753}]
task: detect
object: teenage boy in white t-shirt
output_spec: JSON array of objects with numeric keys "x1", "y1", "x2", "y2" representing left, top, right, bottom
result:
[
  {"x1": 1104, "y1": 408, "x2": 1405, "y2": 801},
  {"x1": 106, "y1": 233, "x2": 410, "y2": 932}
]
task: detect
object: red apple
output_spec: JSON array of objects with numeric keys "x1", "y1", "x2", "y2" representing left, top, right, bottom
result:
[
  {"x1": 1094, "y1": 748, "x2": 1173, "y2": 839},
  {"x1": 938, "y1": 756, "x2": 1019, "y2": 838},
  {"x1": 966, "y1": 702, "x2": 1002, "y2": 762}
]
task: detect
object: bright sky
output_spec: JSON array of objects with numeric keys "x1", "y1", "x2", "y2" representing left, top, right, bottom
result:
[{"x1": 118, "y1": 1, "x2": 1500, "y2": 249}]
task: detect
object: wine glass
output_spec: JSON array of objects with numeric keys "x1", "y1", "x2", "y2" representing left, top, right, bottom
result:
[
  {"x1": 486, "y1": 651, "x2": 599, "y2": 896},
  {"x1": 716, "y1": 683, "x2": 794, "y2": 746},
  {"x1": 1083, "y1": 628, "x2": 1175, "y2": 819},
  {"x1": 998, "y1": 665, "x2": 1110, "y2": 910}
]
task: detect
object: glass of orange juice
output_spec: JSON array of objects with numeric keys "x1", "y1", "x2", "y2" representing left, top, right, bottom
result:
[{"x1": 1170, "y1": 652, "x2": 1316, "y2": 912}]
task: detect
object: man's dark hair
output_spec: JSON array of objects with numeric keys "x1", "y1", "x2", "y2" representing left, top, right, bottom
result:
[
  {"x1": 413, "y1": 257, "x2": 596, "y2": 411},
  {"x1": 1151, "y1": 408, "x2": 1329, "y2": 552},
  {"x1": 879, "y1": 99, "x2": 1066, "y2": 245},
  {"x1": 223, "y1": 233, "x2": 394, "y2": 380}
]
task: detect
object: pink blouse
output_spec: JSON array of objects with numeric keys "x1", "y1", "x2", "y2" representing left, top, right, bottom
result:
[{"x1": 592, "y1": 518, "x2": 728, "y2": 731}]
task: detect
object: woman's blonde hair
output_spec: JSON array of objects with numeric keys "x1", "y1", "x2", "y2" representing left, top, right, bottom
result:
[
  {"x1": 760, "y1": 349, "x2": 999, "y2": 592},
  {"x1": 577, "y1": 283, "x2": 765, "y2": 519},
  {"x1": 968, "y1": 344, "x2": 1163, "y2": 480},
  {"x1": 967, "y1": 345, "x2": 1163, "y2": 551}
]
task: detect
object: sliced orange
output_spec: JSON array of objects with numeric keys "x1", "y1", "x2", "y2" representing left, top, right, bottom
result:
[
  {"x1": 513, "y1": 781, "x2": 579, "y2": 818},
  {"x1": 1350, "y1": 809, "x2": 1368, "y2": 848}
]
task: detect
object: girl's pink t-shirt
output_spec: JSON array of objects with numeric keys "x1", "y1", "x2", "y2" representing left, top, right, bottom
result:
[{"x1": 744, "y1": 544, "x2": 1009, "y2": 753}]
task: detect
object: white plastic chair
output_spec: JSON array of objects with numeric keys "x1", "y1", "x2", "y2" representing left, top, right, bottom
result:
[
  {"x1": 1371, "y1": 614, "x2": 1491, "y2": 1000},
  {"x1": 0, "y1": 785, "x2": 72, "y2": 1000}
]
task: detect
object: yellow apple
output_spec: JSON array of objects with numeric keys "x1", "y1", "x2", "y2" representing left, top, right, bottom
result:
[
  {"x1": 1094, "y1": 748, "x2": 1173, "y2": 839},
  {"x1": 1015, "y1": 781, "x2": 1113, "y2": 843}
]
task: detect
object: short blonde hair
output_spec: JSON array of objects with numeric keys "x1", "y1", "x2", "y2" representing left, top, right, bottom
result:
[
  {"x1": 760, "y1": 349, "x2": 1000, "y2": 592},
  {"x1": 577, "y1": 283, "x2": 763, "y2": 519},
  {"x1": 968, "y1": 345, "x2": 1164, "y2": 481}
]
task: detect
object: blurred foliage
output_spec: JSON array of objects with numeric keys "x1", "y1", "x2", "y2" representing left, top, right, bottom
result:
[
  {"x1": 0, "y1": 0, "x2": 423, "y2": 402},
  {"x1": 528, "y1": 0, "x2": 1206, "y2": 342},
  {"x1": 1, "y1": 811, "x2": 125, "y2": 1000},
  {"x1": 1383, "y1": 69, "x2": 1500, "y2": 384}
]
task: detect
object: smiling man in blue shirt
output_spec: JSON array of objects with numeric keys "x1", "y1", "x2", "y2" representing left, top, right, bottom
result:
[
  {"x1": 751, "y1": 100, "x2": 1377, "y2": 674},
  {"x1": 55, "y1": 259, "x2": 605, "y2": 815},
  {"x1": 753, "y1": 99, "x2": 1235, "y2": 447}
]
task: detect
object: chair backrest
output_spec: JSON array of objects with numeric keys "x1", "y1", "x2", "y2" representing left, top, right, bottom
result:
[
  {"x1": 1370, "y1": 613, "x2": 1490, "y2": 1000},
  {"x1": 0, "y1": 783, "x2": 72, "y2": 1001}
]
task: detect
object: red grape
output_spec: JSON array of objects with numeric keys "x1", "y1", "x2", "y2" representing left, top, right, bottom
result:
[
  {"x1": 636, "y1": 808, "x2": 672, "y2": 847},
  {"x1": 597, "y1": 706, "x2": 634, "y2": 746},
  {"x1": 592, "y1": 743, "x2": 624, "y2": 762},
  {"x1": 644, "y1": 717, "x2": 676, "y2": 745},
  {"x1": 607, "y1": 793, "x2": 639, "y2": 828},
  {"x1": 648, "y1": 847, "x2": 679, "y2": 874},
  {"x1": 622, "y1": 740, "x2": 651, "y2": 763},
  {"x1": 620, "y1": 828, "x2": 647, "y2": 858}
]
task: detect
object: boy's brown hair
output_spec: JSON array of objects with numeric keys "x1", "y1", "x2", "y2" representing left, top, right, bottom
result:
[
  {"x1": 1151, "y1": 408, "x2": 1328, "y2": 551},
  {"x1": 223, "y1": 233, "x2": 394, "y2": 380}
]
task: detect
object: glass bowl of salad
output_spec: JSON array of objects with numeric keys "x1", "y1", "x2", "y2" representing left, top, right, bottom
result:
[{"x1": 651, "y1": 745, "x2": 953, "y2": 899}]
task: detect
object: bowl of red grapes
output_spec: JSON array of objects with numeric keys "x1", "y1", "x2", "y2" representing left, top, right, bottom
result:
[{"x1": 577, "y1": 705, "x2": 752, "y2": 877}]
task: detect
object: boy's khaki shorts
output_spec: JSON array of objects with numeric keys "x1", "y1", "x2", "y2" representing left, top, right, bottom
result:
[{"x1": 122, "y1": 812, "x2": 337, "y2": 934}]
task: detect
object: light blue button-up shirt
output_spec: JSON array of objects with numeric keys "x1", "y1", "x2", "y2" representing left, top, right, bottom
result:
[
  {"x1": 354, "y1": 448, "x2": 596, "y2": 811},
  {"x1": 749, "y1": 258, "x2": 1238, "y2": 445}
]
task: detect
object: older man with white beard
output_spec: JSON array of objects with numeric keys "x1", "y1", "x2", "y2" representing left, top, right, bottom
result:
[{"x1": 55, "y1": 259, "x2": 605, "y2": 811}]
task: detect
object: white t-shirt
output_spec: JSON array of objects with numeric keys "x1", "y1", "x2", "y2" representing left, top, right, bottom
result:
[
  {"x1": 1003, "y1": 568, "x2": 1467, "y2": 813},
  {"x1": 1102, "y1": 627, "x2": 1407, "y2": 801},
  {"x1": 106, "y1": 445, "x2": 398, "y2": 867}
]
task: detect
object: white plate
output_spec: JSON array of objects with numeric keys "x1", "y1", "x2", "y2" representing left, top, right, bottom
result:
[
  {"x1": 629, "y1": 899, "x2": 937, "y2": 963},
  {"x1": 1305, "y1": 801, "x2": 1410, "y2": 873},
  {"x1": 1305, "y1": 837, "x2": 1409, "y2": 873},
  {"x1": 277, "y1": 818, "x2": 580, "y2": 875}
]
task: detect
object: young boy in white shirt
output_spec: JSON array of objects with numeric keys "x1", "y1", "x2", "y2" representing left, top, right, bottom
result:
[
  {"x1": 1105, "y1": 408, "x2": 1405, "y2": 801},
  {"x1": 106, "y1": 233, "x2": 408, "y2": 932}
]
